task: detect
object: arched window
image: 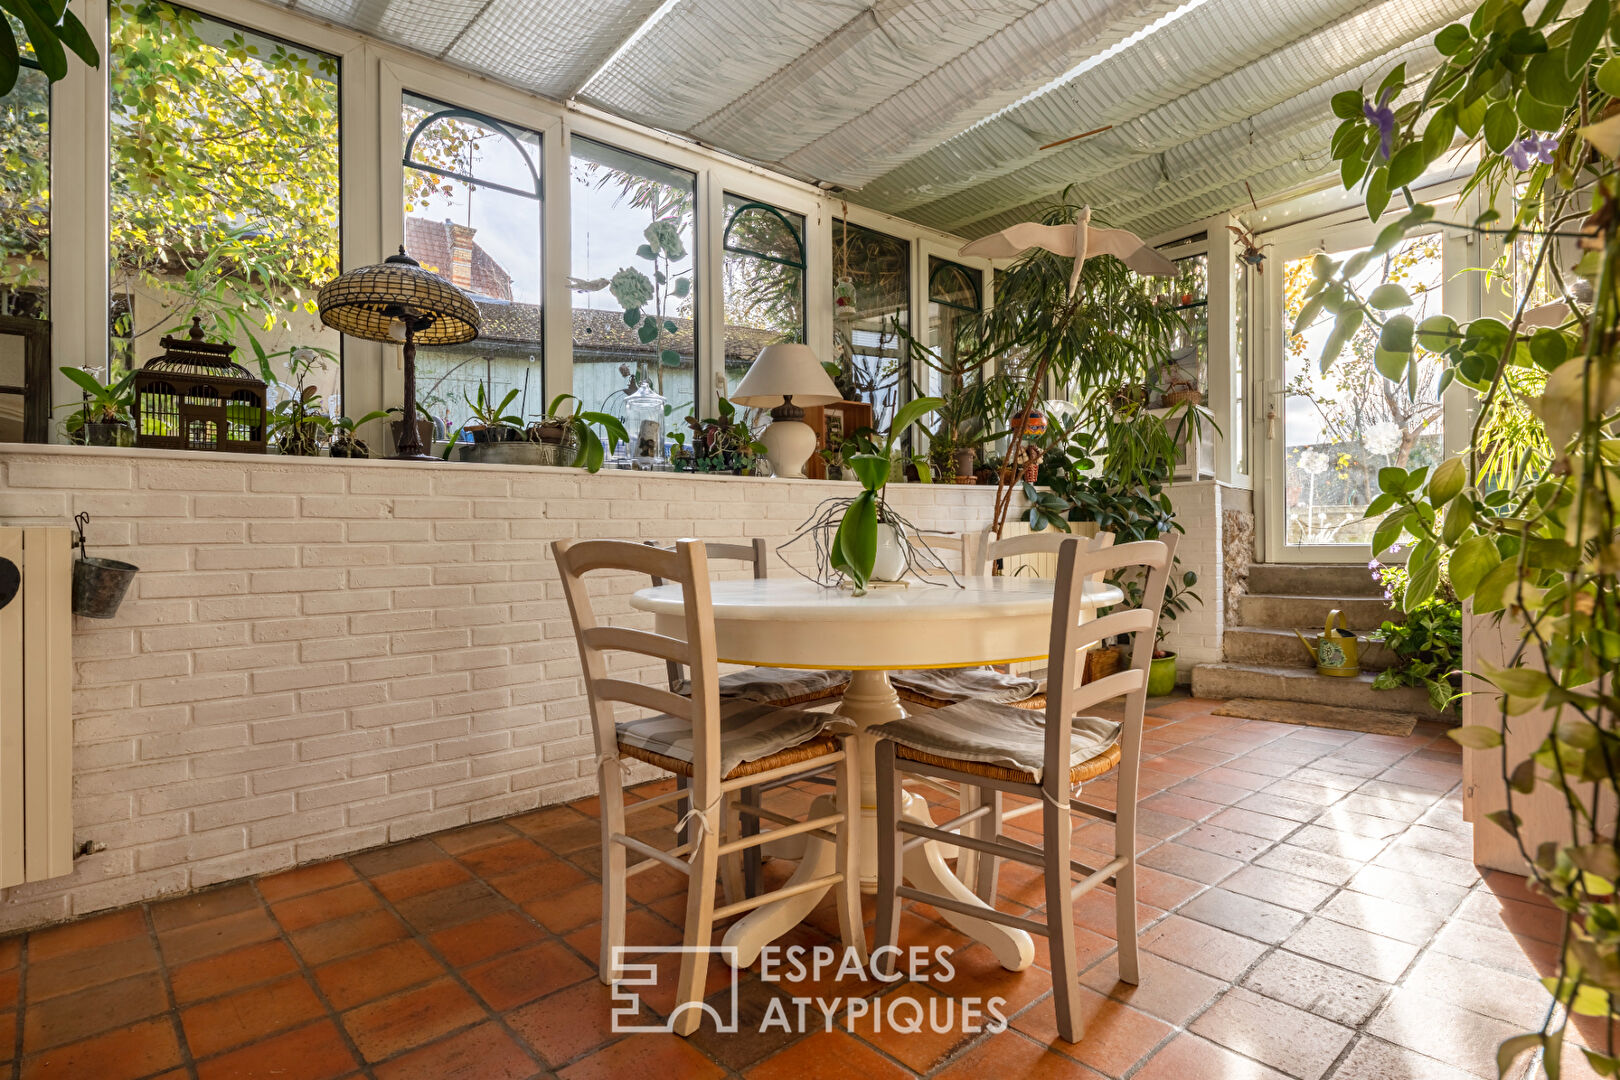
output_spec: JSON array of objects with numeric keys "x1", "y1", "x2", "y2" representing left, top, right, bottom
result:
[
  {"x1": 401, "y1": 92, "x2": 544, "y2": 437},
  {"x1": 928, "y1": 259, "x2": 981, "y2": 312},
  {"x1": 926, "y1": 256, "x2": 982, "y2": 403},
  {"x1": 722, "y1": 195, "x2": 805, "y2": 396}
]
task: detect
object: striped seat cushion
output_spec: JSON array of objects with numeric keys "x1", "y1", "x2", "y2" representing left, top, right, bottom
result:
[
  {"x1": 672, "y1": 668, "x2": 850, "y2": 706},
  {"x1": 870, "y1": 698, "x2": 1119, "y2": 784},
  {"x1": 890, "y1": 667, "x2": 1040, "y2": 705},
  {"x1": 617, "y1": 699, "x2": 852, "y2": 779}
]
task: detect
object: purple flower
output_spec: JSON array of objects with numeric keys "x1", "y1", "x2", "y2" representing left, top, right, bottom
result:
[
  {"x1": 1507, "y1": 133, "x2": 1558, "y2": 170},
  {"x1": 1363, "y1": 89, "x2": 1396, "y2": 160}
]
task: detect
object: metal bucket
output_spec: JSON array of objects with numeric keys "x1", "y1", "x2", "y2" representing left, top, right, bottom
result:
[{"x1": 72, "y1": 556, "x2": 139, "y2": 619}]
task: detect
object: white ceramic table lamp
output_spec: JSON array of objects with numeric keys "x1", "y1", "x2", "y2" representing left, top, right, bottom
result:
[{"x1": 730, "y1": 344, "x2": 843, "y2": 479}]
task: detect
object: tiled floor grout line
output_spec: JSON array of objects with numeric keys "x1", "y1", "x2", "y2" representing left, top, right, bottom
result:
[
  {"x1": 141, "y1": 904, "x2": 203, "y2": 1080},
  {"x1": 247, "y1": 876, "x2": 384, "y2": 1080},
  {"x1": 348, "y1": 835, "x2": 589, "y2": 1076}
]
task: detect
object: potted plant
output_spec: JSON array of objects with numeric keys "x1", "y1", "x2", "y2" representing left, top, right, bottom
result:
[
  {"x1": 58, "y1": 366, "x2": 136, "y2": 446},
  {"x1": 1149, "y1": 568, "x2": 1200, "y2": 695},
  {"x1": 525, "y1": 393, "x2": 629, "y2": 472},
  {"x1": 268, "y1": 384, "x2": 330, "y2": 456},
  {"x1": 327, "y1": 410, "x2": 388, "y2": 459},
  {"x1": 813, "y1": 396, "x2": 940, "y2": 594}
]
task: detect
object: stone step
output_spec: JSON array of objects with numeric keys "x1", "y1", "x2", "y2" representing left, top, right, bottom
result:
[
  {"x1": 1247, "y1": 563, "x2": 1385, "y2": 598},
  {"x1": 1190, "y1": 662, "x2": 1442, "y2": 716},
  {"x1": 1222, "y1": 626, "x2": 1395, "y2": 671},
  {"x1": 1239, "y1": 594, "x2": 1396, "y2": 630}
]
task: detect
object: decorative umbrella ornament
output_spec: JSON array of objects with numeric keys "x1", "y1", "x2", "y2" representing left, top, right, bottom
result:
[{"x1": 957, "y1": 206, "x2": 1176, "y2": 536}]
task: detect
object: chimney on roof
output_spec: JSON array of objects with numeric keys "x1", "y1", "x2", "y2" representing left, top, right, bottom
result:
[{"x1": 447, "y1": 220, "x2": 476, "y2": 293}]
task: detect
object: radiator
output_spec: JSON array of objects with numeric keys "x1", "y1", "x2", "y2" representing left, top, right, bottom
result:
[{"x1": 0, "y1": 527, "x2": 73, "y2": 888}]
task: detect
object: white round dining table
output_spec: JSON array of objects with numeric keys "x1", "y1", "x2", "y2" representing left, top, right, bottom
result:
[{"x1": 629, "y1": 575, "x2": 1124, "y2": 973}]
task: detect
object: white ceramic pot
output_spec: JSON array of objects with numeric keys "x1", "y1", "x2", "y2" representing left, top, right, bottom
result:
[{"x1": 872, "y1": 523, "x2": 907, "y2": 581}]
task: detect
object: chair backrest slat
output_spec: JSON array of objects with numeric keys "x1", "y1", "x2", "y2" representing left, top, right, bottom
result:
[
  {"x1": 554, "y1": 538, "x2": 724, "y2": 792},
  {"x1": 974, "y1": 526, "x2": 1115, "y2": 580},
  {"x1": 583, "y1": 626, "x2": 691, "y2": 668}
]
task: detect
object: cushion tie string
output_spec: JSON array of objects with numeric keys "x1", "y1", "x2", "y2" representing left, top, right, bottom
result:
[{"x1": 675, "y1": 790, "x2": 727, "y2": 863}]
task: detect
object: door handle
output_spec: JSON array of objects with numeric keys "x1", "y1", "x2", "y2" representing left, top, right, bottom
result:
[{"x1": 0, "y1": 557, "x2": 17, "y2": 611}]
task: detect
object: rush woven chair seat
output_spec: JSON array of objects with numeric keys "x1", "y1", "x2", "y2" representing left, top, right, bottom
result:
[
  {"x1": 870, "y1": 533, "x2": 1177, "y2": 1045},
  {"x1": 614, "y1": 699, "x2": 846, "y2": 780},
  {"x1": 556, "y1": 538, "x2": 865, "y2": 1038}
]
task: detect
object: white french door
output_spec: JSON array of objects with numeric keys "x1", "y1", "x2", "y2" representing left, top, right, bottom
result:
[{"x1": 1259, "y1": 213, "x2": 1475, "y2": 563}]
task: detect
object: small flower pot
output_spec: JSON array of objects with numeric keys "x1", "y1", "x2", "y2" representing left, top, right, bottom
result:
[
  {"x1": 328, "y1": 439, "x2": 369, "y2": 459},
  {"x1": 1147, "y1": 652, "x2": 1178, "y2": 696}
]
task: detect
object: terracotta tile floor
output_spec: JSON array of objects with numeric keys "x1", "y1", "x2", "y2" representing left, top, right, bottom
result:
[{"x1": 0, "y1": 697, "x2": 1589, "y2": 1079}]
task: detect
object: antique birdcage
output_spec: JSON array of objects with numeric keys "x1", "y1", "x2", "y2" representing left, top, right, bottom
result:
[{"x1": 132, "y1": 318, "x2": 267, "y2": 453}]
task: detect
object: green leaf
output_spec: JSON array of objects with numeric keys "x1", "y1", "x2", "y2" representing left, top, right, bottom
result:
[
  {"x1": 0, "y1": 16, "x2": 16, "y2": 97},
  {"x1": 1340, "y1": 151, "x2": 1368, "y2": 189},
  {"x1": 622, "y1": 308, "x2": 640, "y2": 327},
  {"x1": 1376, "y1": 62, "x2": 1407, "y2": 104},
  {"x1": 1366, "y1": 168, "x2": 1390, "y2": 220},
  {"x1": 1483, "y1": 99, "x2": 1518, "y2": 152},
  {"x1": 1292, "y1": 293, "x2": 1328, "y2": 336},
  {"x1": 1526, "y1": 47, "x2": 1580, "y2": 106},
  {"x1": 1569, "y1": 0, "x2": 1608, "y2": 78},
  {"x1": 885, "y1": 395, "x2": 945, "y2": 453},
  {"x1": 636, "y1": 320, "x2": 658, "y2": 344},
  {"x1": 1387, "y1": 143, "x2": 1424, "y2": 189},
  {"x1": 1368, "y1": 283, "x2": 1414, "y2": 309},
  {"x1": 1450, "y1": 725, "x2": 1504, "y2": 748},
  {"x1": 1472, "y1": 557, "x2": 1520, "y2": 614},
  {"x1": 635, "y1": 243, "x2": 655, "y2": 260},
  {"x1": 660, "y1": 349, "x2": 681, "y2": 367},
  {"x1": 1420, "y1": 107, "x2": 1454, "y2": 165},
  {"x1": 1441, "y1": 496, "x2": 1474, "y2": 545},
  {"x1": 832, "y1": 491, "x2": 878, "y2": 592},
  {"x1": 1427, "y1": 456, "x2": 1466, "y2": 505},
  {"x1": 1371, "y1": 508, "x2": 1410, "y2": 558},
  {"x1": 1481, "y1": 660, "x2": 1552, "y2": 699},
  {"x1": 1434, "y1": 23, "x2": 1470, "y2": 54},
  {"x1": 847, "y1": 453, "x2": 889, "y2": 492},
  {"x1": 1405, "y1": 547, "x2": 1440, "y2": 609},
  {"x1": 1330, "y1": 89, "x2": 1364, "y2": 120},
  {"x1": 1599, "y1": 57, "x2": 1620, "y2": 98},
  {"x1": 1320, "y1": 308, "x2": 1364, "y2": 373},
  {"x1": 1416, "y1": 314, "x2": 1458, "y2": 351},
  {"x1": 1517, "y1": 88, "x2": 1566, "y2": 132}
]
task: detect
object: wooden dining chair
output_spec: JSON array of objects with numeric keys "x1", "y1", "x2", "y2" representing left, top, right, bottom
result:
[
  {"x1": 554, "y1": 538, "x2": 866, "y2": 1036},
  {"x1": 869, "y1": 533, "x2": 1176, "y2": 1044},
  {"x1": 645, "y1": 538, "x2": 845, "y2": 896}
]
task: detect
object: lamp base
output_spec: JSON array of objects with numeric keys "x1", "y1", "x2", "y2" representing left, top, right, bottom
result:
[{"x1": 759, "y1": 418, "x2": 816, "y2": 479}]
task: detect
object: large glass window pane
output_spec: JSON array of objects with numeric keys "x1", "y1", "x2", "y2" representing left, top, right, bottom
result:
[
  {"x1": 570, "y1": 137, "x2": 697, "y2": 433},
  {"x1": 832, "y1": 219, "x2": 907, "y2": 428},
  {"x1": 109, "y1": 2, "x2": 342, "y2": 411},
  {"x1": 1, "y1": 34, "x2": 49, "y2": 444},
  {"x1": 1281, "y1": 233, "x2": 1445, "y2": 547},
  {"x1": 723, "y1": 194, "x2": 804, "y2": 396},
  {"x1": 403, "y1": 94, "x2": 543, "y2": 438}
]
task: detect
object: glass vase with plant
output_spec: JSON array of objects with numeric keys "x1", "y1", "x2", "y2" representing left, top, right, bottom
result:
[
  {"x1": 267, "y1": 385, "x2": 330, "y2": 456},
  {"x1": 58, "y1": 366, "x2": 136, "y2": 446}
]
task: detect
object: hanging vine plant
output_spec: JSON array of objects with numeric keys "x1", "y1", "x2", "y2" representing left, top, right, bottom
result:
[{"x1": 1306, "y1": 0, "x2": 1620, "y2": 1073}]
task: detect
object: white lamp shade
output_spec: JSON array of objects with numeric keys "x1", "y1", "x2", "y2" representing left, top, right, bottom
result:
[{"x1": 729, "y1": 344, "x2": 843, "y2": 408}]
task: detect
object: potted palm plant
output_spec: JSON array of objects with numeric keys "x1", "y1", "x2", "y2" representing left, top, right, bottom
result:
[{"x1": 58, "y1": 366, "x2": 136, "y2": 446}]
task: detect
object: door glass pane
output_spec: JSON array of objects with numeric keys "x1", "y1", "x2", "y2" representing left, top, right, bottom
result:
[
  {"x1": 109, "y1": 2, "x2": 342, "y2": 408},
  {"x1": 1281, "y1": 234, "x2": 1445, "y2": 547},
  {"x1": 569, "y1": 137, "x2": 697, "y2": 431},
  {"x1": 403, "y1": 93, "x2": 543, "y2": 437}
]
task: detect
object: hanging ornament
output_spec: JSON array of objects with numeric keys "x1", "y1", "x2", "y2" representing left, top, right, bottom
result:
[{"x1": 834, "y1": 276, "x2": 857, "y2": 323}]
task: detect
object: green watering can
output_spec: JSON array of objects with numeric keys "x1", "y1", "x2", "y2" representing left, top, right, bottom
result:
[{"x1": 1294, "y1": 610, "x2": 1360, "y2": 677}]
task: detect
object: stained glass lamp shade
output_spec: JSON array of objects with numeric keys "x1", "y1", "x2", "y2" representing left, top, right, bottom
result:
[{"x1": 317, "y1": 248, "x2": 480, "y2": 459}]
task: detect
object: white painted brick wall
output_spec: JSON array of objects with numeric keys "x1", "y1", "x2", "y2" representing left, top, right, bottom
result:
[
  {"x1": 0, "y1": 445, "x2": 1026, "y2": 930},
  {"x1": 1161, "y1": 480, "x2": 1236, "y2": 677}
]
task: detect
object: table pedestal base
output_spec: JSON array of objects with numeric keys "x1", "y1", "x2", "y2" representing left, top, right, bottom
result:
[{"x1": 722, "y1": 669, "x2": 1034, "y2": 973}]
